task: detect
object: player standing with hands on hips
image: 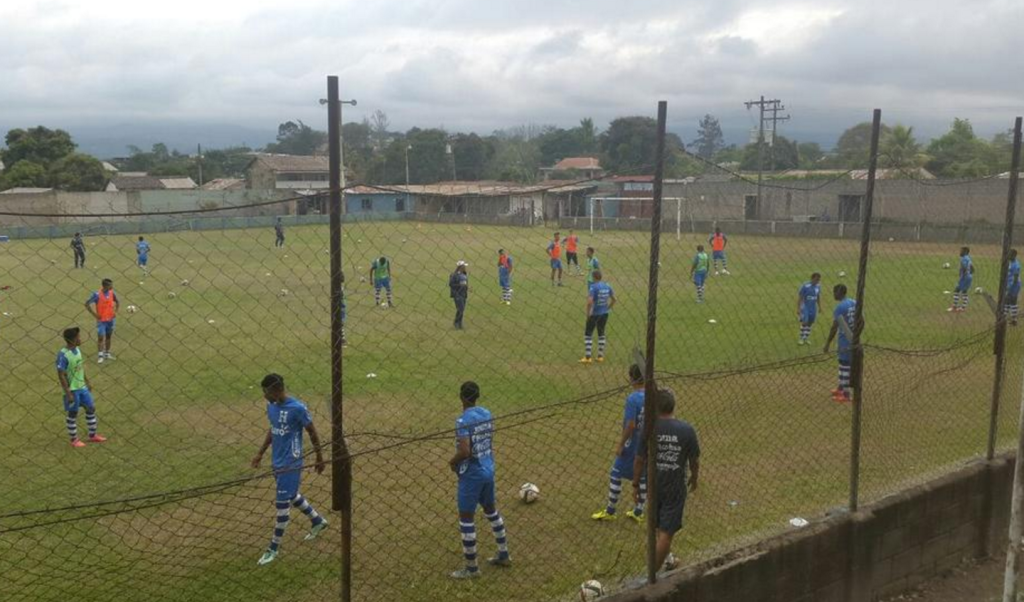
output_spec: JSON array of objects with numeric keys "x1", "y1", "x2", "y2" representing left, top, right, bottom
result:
[
  {"x1": 85, "y1": 278, "x2": 119, "y2": 363},
  {"x1": 709, "y1": 226, "x2": 729, "y2": 275},
  {"x1": 251, "y1": 373, "x2": 328, "y2": 566}
]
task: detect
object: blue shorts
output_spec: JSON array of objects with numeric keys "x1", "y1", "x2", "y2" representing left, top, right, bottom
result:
[
  {"x1": 138, "y1": 255, "x2": 148, "y2": 266},
  {"x1": 275, "y1": 469, "x2": 302, "y2": 502},
  {"x1": 374, "y1": 277, "x2": 391, "y2": 291},
  {"x1": 613, "y1": 453, "x2": 639, "y2": 481},
  {"x1": 457, "y1": 473, "x2": 496, "y2": 513},
  {"x1": 801, "y1": 309, "x2": 817, "y2": 324},
  {"x1": 1008, "y1": 287, "x2": 1021, "y2": 303},
  {"x1": 955, "y1": 277, "x2": 973, "y2": 293},
  {"x1": 838, "y1": 348, "x2": 852, "y2": 365},
  {"x1": 97, "y1": 320, "x2": 115, "y2": 337},
  {"x1": 551, "y1": 259, "x2": 563, "y2": 270},
  {"x1": 712, "y1": 250, "x2": 725, "y2": 260},
  {"x1": 341, "y1": 304, "x2": 347, "y2": 323},
  {"x1": 63, "y1": 388, "x2": 95, "y2": 413},
  {"x1": 694, "y1": 271, "x2": 707, "y2": 287},
  {"x1": 499, "y1": 274, "x2": 511, "y2": 288}
]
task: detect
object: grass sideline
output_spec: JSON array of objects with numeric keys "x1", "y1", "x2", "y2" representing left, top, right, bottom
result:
[{"x1": 0, "y1": 220, "x2": 1019, "y2": 602}]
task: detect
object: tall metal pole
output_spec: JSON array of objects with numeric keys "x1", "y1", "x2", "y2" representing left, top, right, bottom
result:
[
  {"x1": 1003, "y1": 352, "x2": 1024, "y2": 602},
  {"x1": 848, "y1": 109, "x2": 883, "y2": 512},
  {"x1": 642, "y1": 101, "x2": 668, "y2": 584},
  {"x1": 404, "y1": 145, "x2": 411, "y2": 210},
  {"x1": 327, "y1": 76, "x2": 353, "y2": 602},
  {"x1": 756, "y1": 96, "x2": 765, "y2": 216},
  {"x1": 988, "y1": 117, "x2": 1023, "y2": 460}
]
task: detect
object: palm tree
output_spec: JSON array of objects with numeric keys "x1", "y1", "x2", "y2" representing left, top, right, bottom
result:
[{"x1": 880, "y1": 124, "x2": 929, "y2": 170}]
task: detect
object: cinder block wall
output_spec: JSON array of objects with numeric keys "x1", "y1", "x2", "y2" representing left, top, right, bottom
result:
[{"x1": 609, "y1": 454, "x2": 1014, "y2": 602}]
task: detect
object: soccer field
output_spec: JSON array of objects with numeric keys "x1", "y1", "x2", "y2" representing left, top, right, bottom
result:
[{"x1": 1, "y1": 220, "x2": 1019, "y2": 602}]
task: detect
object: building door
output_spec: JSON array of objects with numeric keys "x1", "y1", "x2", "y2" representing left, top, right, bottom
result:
[
  {"x1": 838, "y1": 195, "x2": 863, "y2": 222},
  {"x1": 744, "y1": 195, "x2": 758, "y2": 220}
]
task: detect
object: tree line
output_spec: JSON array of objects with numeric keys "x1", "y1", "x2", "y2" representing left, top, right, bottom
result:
[{"x1": 0, "y1": 115, "x2": 1017, "y2": 193}]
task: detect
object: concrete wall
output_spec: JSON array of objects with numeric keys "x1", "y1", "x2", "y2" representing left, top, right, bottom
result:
[
  {"x1": 345, "y1": 192, "x2": 408, "y2": 214},
  {"x1": 608, "y1": 454, "x2": 1014, "y2": 602}
]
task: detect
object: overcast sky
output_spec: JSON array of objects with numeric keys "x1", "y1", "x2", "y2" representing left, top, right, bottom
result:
[{"x1": 2, "y1": 0, "x2": 1022, "y2": 149}]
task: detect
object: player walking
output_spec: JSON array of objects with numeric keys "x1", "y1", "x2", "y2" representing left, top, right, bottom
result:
[
  {"x1": 690, "y1": 245, "x2": 710, "y2": 303},
  {"x1": 71, "y1": 233, "x2": 86, "y2": 269},
  {"x1": 498, "y1": 249, "x2": 513, "y2": 305},
  {"x1": 592, "y1": 364, "x2": 647, "y2": 522},
  {"x1": 449, "y1": 381, "x2": 512, "y2": 579},
  {"x1": 797, "y1": 273, "x2": 823, "y2": 345},
  {"x1": 564, "y1": 230, "x2": 582, "y2": 276},
  {"x1": 85, "y1": 278, "x2": 119, "y2": 363},
  {"x1": 709, "y1": 226, "x2": 729, "y2": 275},
  {"x1": 580, "y1": 270, "x2": 615, "y2": 364},
  {"x1": 633, "y1": 388, "x2": 700, "y2": 573},
  {"x1": 251, "y1": 373, "x2": 328, "y2": 566},
  {"x1": 136, "y1": 236, "x2": 151, "y2": 275},
  {"x1": 449, "y1": 261, "x2": 469, "y2": 330},
  {"x1": 548, "y1": 231, "x2": 564, "y2": 287},
  {"x1": 824, "y1": 284, "x2": 857, "y2": 403},
  {"x1": 370, "y1": 256, "x2": 394, "y2": 308},
  {"x1": 585, "y1": 247, "x2": 600, "y2": 286},
  {"x1": 56, "y1": 327, "x2": 108, "y2": 448},
  {"x1": 949, "y1": 247, "x2": 975, "y2": 313},
  {"x1": 274, "y1": 218, "x2": 285, "y2": 248},
  {"x1": 1005, "y1": 249, "x2": 1021, "y2": 326}
]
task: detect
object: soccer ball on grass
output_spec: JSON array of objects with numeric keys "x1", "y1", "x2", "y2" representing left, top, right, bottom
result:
[
  {"x1": 126, "y1": 305, "x2": 138, "y2": 313},
  {"x1": 519, "y1": 483, "x2": 540, "y2": 504},
  {"x1": 579, "y1": 580, "x2": 605, "y2": 601}
]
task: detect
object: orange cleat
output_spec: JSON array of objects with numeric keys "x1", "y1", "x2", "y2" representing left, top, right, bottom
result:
[
  {"x1": 88, "y1": 434, "x2": 108, "y2": 443},
  {"x1": 70, "y1": 438, "x2": 86, "y2": 448}
]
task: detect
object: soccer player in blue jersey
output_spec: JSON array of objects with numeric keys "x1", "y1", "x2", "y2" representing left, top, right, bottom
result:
[
  {"x1": 824, "y1": 284, "x2": 857, "y2": 403},
  {"x1": 251, "y1": 373, "x2": 328, "y2": 566},
  {"x1": 448, "y1": 381, "x2": 511, "y2": 579},
  {"x1": 498, "y1": 249, "x2": 514, "y2": 305},
  {"x1": 949, "y1": 247, "x2": 975, "y2": 313},
  {"x1": 56, "y1": 327, "x2": 107, "y2": 448},
  {"x1": 797, "y1": 273, "x2": 823, "y2": 345},
  {"x1": 136, "y1": 236, "x2": 151, "y2": 274},
  {"x1": 581, "y1": 270, "x2": 616, "y2": 364},
  {"x1": 592, "y1": 364, "x2": 647, "y2": 522},
  {"x1": 1005, "y1": 249, "x2": 1021, "y2": 326},
  {"x1": 690, "y1": 245, "x2": 710, "y2": 303}
]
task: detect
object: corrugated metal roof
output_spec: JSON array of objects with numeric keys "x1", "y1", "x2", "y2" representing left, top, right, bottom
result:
[
  {"x1": 200, "y1": 178, "x2": 245, "y2": 191},
  {"x1": 250, "y1": 154, "x2": 330, "y2": 173},
  {"x1": 553, "y1": 157, "x2": 601, "y2": 171},
  {"x1": 0, "y1": 187, "x2": 53, "y2": 194},
  {"x1": 347, "y1": 180, "x2": 597, "y2": 197},
  {"x1": 159, "y1": 177, "x2": 198, "y2": 189}
]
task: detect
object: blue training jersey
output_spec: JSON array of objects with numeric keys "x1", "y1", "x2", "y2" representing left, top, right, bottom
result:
[
  {"x1": 266, "y1": 396, "x2": 313, "y2": 470},
  {"x1": 455, "y1": 406, "x2": 494, "y2": 478},
  {"x1": 834, "y1": 298, "x2": 857, "y2": 349},
  {"x1": 589, "y1": 281, "x2": 614, "y2": 316},
  {"x1": 1008, "y1": 259, "x2": 1021, "y2": 290},
  {"x1": 799, "y1": 282, "x2": 821, "y2": 312},
  {"x1": 137, "y1": 241, "x2": 150, "y2": 256},
  {"x1": 620, "y1": 390, "x2": 645, "y2": 458},
  {"x1": 960, "y1": 255, "x2": 973, "y2": 279}
]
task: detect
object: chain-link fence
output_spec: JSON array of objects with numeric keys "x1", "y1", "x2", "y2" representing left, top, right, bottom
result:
[{"x1": 1, "y1": 110, "x2": 1022, "y2": 602}]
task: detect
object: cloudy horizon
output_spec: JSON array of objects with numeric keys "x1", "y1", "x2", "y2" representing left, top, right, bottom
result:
[{"x1": 2, "y1": 0, "x2": 1022, "y2": 154}]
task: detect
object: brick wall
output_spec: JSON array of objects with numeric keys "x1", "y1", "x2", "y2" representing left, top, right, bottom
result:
[{"x1": 608, "y1": 454, "x2": 1014, "y2": 602}]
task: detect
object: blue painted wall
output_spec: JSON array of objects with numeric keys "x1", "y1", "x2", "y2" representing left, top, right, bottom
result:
[{"x1": 345, "y1": 193, "x2": 411, "y2": 214}]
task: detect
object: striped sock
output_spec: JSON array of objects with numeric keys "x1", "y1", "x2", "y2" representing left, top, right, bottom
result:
[
  {"x1": 1011, "y1": 305, "x2": 1019, "y2": 322},
  {"x1": 292, "y1": 494, "x2": 324, "y2": 525},
  {"x1": 374, "y1": 289, "x2": 381, "y2": 305},
  {"x1": 386, "y1": 290, "x2": 393, "y2": 305},
  {"x1": 597, "y1": 336, "x2": 606, "y2": 358},
  {"x1": 66, "y1": 412, "x2": 78, "y2": 441},
  {"x1": 952, "y1": 293, "x2": 961, "y2": 308},
  {"x1": 962, "y1": 294, "x2": 970, "y2": 309},
  {"x1": 800, "y1": 326, "x2": 811, "y2": 341},
  {"x1": 635, "y1": 479, "x2": 648, "y2": 515},
  {"x1": 584, "y1": 336, "x2": 593, "y2": 358},
  {"x1": 606, "y1": 474, "x2": 622, "y2": 513},
  {"x1": 697, "y1": 286, "x2": 705, "y2": 302},
  {"x1": 485, "y1": 511, "x2": 509, "y2": 558},
  {"x1": 460, "y1": 521, "x2": 479, "y2": 572},
  {"x1": 270, "y1": 501, "x2": 290, "y2": 552},
  {"x1": 85, "y1": 412, "x2": 98, "y2": 437},
  {"x1": 838, "y1": 362, "x2": 852, "y2": 393}
]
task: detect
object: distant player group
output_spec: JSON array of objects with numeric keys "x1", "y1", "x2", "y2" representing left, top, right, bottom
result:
[{"x1": 45, "y1": 222, "x2": 1023, "y2": 581}]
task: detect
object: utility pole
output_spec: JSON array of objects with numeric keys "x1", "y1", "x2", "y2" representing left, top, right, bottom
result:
[
  {"x1": 744, "y1": 96, "x2": 789, "y2": 216},
  {"x1": 196, "y1": 143, "x2": 203, "y2": 188}
]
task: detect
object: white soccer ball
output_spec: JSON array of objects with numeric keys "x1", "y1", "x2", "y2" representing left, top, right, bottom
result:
[
  {"x1": 180, "y1": 279, "x2": 190, "y2": 286},
  {"x1": 126, "y1": 305, "x2": 138, "y2": 313},
  {"x1": 360, "y1": 276, "x2": 366, "y2": 283},
  {"x1": 279, "y1": 289, "x2": 290, "y2": 297},
  {"x1": 975, "y1": 287, "x2": 984, "y2": 294},
  {"x1": 579, "y1": 580, "x2": 605, "y2": 601},
  {"x1": 943, "y1": 262, "x2": 951, "y2": 269},
  {"x1": 381, "y1": 302, "x2": 388, "y2": 308},
  {"x1": 519, "y1": 483, "x2": 540, "y2": 504},
  {"x1": 167, "y1": 292, "x2": 177, "y2": 299},
  {"x1": 888, "y1": 237, "x2": 895, "y2": 242},
  {"x1": 708, "y1": 319, "x2": 717, "y2": 324},
  {"x1": 838, "y1": 271, "x2": 847, "y2": 278}
]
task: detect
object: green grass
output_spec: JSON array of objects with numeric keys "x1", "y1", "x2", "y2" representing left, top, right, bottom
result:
[{"x1": 0, "y1": 221, "x2": 1019, "y2": 602}]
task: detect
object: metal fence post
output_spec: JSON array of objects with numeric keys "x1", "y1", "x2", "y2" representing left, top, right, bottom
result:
[
  {"x1": 642, "y1": 101, "x2": 668, "y2": 584},
  {"x1": 327, "y1": 75, "x2": 353, "y2": 602},
  {"x1": 849, "y1": 109, "x2": 883, "y2": 512},
  {"x1": 1003, "y1": 348, "x2": 1024, "y2": 601}
]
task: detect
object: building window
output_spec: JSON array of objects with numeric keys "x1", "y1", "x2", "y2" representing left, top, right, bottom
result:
[
  {"x1": 361, "y1": 198, "x2": 373, "y2": 211},
  {"x1": 396, "y1": 198, "x2": 406, "y2": 212}
]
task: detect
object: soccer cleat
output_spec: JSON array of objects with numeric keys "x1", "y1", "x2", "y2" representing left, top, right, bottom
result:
[
  {"x1": 97, "y1": 356, "x2": 105, "y2": 364},
  {"x1": 591, "y1": 509, "x2": 617, "y2": 521},
  {"x1": 798, "y1": 340, "x2": 806, "y2": 346},
  {"x1": 304, "y1": 520, "x2": 329, "y2": 541},
  {"x1": 88, "y1": 434, "x2": 108, "y2": 443},
  {"x1": 557, "y1": 281, "x2": 563, "y2": 287},
  {"x1": 450, "y1": 568, "x2": 480, "y2": 580},
  {"x1": 831, "y1": 389, "x2": 851, "y2": 403},
  {"x1": 70, "y1": 438, "x2": 86, "y2": 448},
  {"x1": 596, "y1": 356, "x2": 605, "y2": 363},
  {"x1": 579, "y1": 357, "x2": 593, "y2": 365},
  {"x1": 487, "y1": 555, "x2": 512, "y2": 568},
  {"x1": 947, "y1": 306, "x2": 956, "y2": 313},
  {"x1": 663, "y1": 553, "x2": 680, "y2": 571},
  {"x1": 625, "y1": 509, "x2": 644, "y2": 523},
  {"x1": 723, "y1": 270, "x2": 731, "y2": 275},
  {"x1": 257, "y1": 549, "x2": 278, "y2": 566},
  {"x1": 714, "y1": 270, "x2": 720, "y2": 276},
  {"x1": 105, "y1": 353, "x2": 115, "y2": 361}
]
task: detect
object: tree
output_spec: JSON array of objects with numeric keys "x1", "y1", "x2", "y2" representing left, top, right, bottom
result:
[
  {"x1": 834, "y1": 122, "x2": 891, "y2": 168},
  {"x1": 264, "y1": 120, "x2": 326, "y2": 155},
  {"x1": 797, "y1": 142, "x2": 825, "y2": 169},
  {"x1": 0, "y1": 160, "x2": 48, "y2": 189},
  {"x1": 601, "y1": 116, "x2": 684, "y2": 174},
  {"x1": 2, "y1": 126, "x2": 76, "y2": 171},
  {"x1": 451, "y1": 133, "x2": 495, "y2": 181},
  {"x1": 740, "y1": 135, "x2": 798, "y2": 171},
  {"x1": 537, "y1": 127, "x2": 583, "y2": 166},
  {"x1": 577, "y1": 118, "x2": 598, "y2": 153},
  {"x1": 485, "y1": 131, "x2": 542, "y2": 183},
  {"x1": 49, "y1": 153, "x2": 108, "y2": 191},
  {"x1": 370, "y1": 110, "x2": 391, "y2": 150},
  {"x1": 690, "y1": 114, "x2": 725, "y2": 160},
  {"x1": 879, "y1": 125, "x2": 927, "y2": 169},
  {"x1": 925, "y1": 118, "x2": 999, "y2": 177}
]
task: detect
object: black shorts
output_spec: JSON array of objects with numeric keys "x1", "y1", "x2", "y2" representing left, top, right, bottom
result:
[
  {"x1": 566, "y1": 252, "x2": 579, "y2": 265},
  {"x1": 656, "y1": 496, "x2": 687, "y2": 535},
  {"x1": 585, "y1": 313, "x2": 609, "y2": 337}
]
